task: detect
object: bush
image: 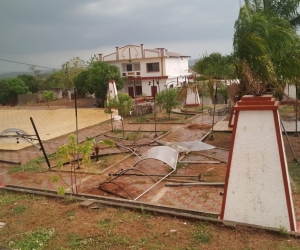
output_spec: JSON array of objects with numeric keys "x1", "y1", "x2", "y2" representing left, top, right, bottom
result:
[{"x1": 43, "y1": 91, "x2": 55, "y2": 106}]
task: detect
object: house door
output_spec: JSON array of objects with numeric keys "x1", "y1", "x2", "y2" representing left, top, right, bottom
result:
[
  {"x1": 128, "y1": 87, "x2": 134, "y2": 98},
  {"x1": 151, "y1": 86, "x2": 157, "y2": 97}
]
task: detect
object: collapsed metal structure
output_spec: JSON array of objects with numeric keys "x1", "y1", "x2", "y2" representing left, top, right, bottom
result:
[
  {"x1": 0, "y1": 118, "x2": 51, "y2": 168},
  {"x1": 97, "y1": 140, "x2": 216, "y2": 200},
  {"x1": 98, "y1": 146, "x2": 179, "y2": 200}
]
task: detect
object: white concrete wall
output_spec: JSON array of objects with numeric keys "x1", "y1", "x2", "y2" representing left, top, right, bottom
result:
[
  {"x1": 284, "y1": 84, "x2": 296, "y2": 99},
  {"x1": 186, "y1": 88, "x2": 200, "y2": 106},
  {"x1": 140, "y1": 58, "x2": 162, "y2": 77},
  {"x1": 223, "y1": 110, "x2": 296, "y2": 230},
  {"x1": 165, "y1": 57, "x2": 189, "y2": 78},
  {"x1": 144, "y1": 50, "x2": 160, "y2": 58}
]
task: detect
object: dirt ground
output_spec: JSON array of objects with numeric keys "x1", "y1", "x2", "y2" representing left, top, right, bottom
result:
[{"x1": 1, "y1": 190, "x2": 300, "y2": 250}]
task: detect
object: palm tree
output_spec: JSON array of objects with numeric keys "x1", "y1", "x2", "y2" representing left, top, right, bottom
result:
[
  {"x1": 234, "y1": 2, "x2": 300, "y2": 96},
  {"x1": 244, "y1": 0, "x2": 300, "y2": 28},
  {"x1": 193, "y1": 52, "x2": 235, "y2": 102}
]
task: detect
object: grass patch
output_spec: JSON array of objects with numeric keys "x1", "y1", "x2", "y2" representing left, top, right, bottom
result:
[
  {"x1": 94, "y1": 153, "x2": 129, "y2": 170},
  {"x1": 98, "y1": 218, "x2": 114, "y2": 229},
  {"x1": 9, "y1": 154, "x2": 55, "y2": 173},
  {"x1": 191, "y1": 222, "x2": 212, "y2": 244},
  {"x1": 126, "y1": 129, "x2": 142, "y2": 140},
  {"x1": 133, "y1": 110, "x2": 194, "y2": 123},
  {"x1": 60, "y1": 196, "x2": 78, "y2": 205},
  {"x1": 0, "y1": 191, "x2": 25, "y2": 205},
  {"x1": 0, "y1": 191, "x2": 44, "y2": 206},
  {"x1": 135, "y1": 116, "x2": 147, "y2": 123},
  {"x1": 12, "y1": 228, "x2": 55, "y2": 250},
  {"x1": 68, "y1": 233, "x2": 86, "y2": 248},
  {"x1": 140, "y1": 204, "x2": 153, "y2": 219},
  {"x1": 13, "y1": 205, "x2": 27, "y2": 214},
  {"x1": 66, "y1": 209, "x2": 75, "y2": 217},
  {"x1": 288, "y1": 161, "x2": 300, "y2": 193},
  {"x1": 279, "y1": 105, "x2": 294, "y2": 113},
  {"x1": 185, "y1": 105, "x2": 213, "y2": 112}
]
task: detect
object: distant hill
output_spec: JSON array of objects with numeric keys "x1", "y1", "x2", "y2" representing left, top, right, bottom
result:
[
  {"x1": 0, "y1": 70, "x2": 53, "y2": 79},
  {"x1": 0, "y1": 71, "x2": 35, "y2": 79}
]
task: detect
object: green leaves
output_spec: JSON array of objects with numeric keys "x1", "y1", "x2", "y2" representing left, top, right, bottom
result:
[
  {"x1": 234, "y1": 1, "x2": 300, "y2": 95},
  {"x1": 156, "y1": 88, "x2": 180, "y2": 119},
  {"x1": 105, "y1": 93, "x2": 133, "y2": 136},
  {"x1": 194, "y1": 53, "x2": 235, "y2": 81},
  {"x1": 13, "y1": 228, "x2": 55, "y2": 250},
  {"x1": 74, "y1": 61, "x2": 124, "y2": 100},
  {"x1": 0, "y1": 78, "x2": 28, "y2": 105}
]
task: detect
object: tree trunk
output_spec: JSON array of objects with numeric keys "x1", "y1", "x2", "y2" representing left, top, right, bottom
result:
[{"x1": 121, "y1": 118, "x2": 125, "y2": 137}]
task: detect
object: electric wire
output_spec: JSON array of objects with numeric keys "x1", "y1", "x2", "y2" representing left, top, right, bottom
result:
[{"x1": 0, "y1": 58, "x2": 59, "y2": 70}]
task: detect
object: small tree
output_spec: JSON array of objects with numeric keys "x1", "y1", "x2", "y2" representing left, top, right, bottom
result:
[
  {"x1": 92, "y1": 138, "x2": 115, "y2": 162},
  {"x1": 43, "y1": 91, "x2": 55, "y2": 107},
  {"x1": 0, "y1": 78, "x2": 28, "y2": 105},
  {"x1": 104, "y1": 99, "x2": 115, "y2": 132},
  {"x1": 51, "y1": 134, "x2": 94, "y2": 195},
  {"x1": 156, "y1": 88, "x2": 180, "y2": 119},
  {"x1": 107, "y1": 93, "x2": 133, "y2": 137}
]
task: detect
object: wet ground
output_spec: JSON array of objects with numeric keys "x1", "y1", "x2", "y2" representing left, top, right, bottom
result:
[{"x1": 1, "y1": 103, "x2": 300, "y2": 230}]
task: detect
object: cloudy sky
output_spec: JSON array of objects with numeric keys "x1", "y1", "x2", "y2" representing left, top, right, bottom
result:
[{"x1": 0, "y1": 0, "x2": 241, "y2": 73}]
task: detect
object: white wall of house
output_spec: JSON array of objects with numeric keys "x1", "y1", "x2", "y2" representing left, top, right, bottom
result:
[
  {"x1": 165, "y1": 57, "x2": 189, "y2": 78},
  {"x1": 99, "y1": 44, "x2": 190, "y2": 97}
]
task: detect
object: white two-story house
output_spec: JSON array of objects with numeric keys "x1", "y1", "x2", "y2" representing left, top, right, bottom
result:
[{"x1": 98, "y1": 44, "x2": 190, "y2": 98}]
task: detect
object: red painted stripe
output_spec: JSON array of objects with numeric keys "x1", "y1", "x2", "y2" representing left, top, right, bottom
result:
[
  {"x1": 127, "y1": 76, "x2": 168, "y2": 80},
  {"x1": 220, "y1": 110, "x2": 240, "y2": 219},
  {"x1": 241, "y1": 95, "x2": 273, "y2": 101},
  {"x1": 237, "y1": 101, "x2": 276, "y2": 106},
  {"x1": 272, "y1": 110, "x2": 296, "y2": 231},
  {"x1": 234, "y1": 106, "x2": 278, "y2": 111}
]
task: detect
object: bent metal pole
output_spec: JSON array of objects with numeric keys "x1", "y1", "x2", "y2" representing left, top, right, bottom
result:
[{"x1": 30, "y1": 117, "x2": 51, "y2": 169}]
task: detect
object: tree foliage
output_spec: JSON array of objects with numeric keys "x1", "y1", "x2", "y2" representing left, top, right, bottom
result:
[
  {"x1": 52, "y1": 134, "x2": 94, "y2": 195},
  {"x1": 234, "y1": 1, "x2": 300, "y2": 96},
  {"x1": 17, "y1": 74, "x2": 39, "y2": 93},
  {"x1": 43, "y1": 91, "x2": 55, "y2": 107},
  {"x1": 61, "y1": 57, "x2": 86, "y2": 89},
  {"x1": 193, "y1": 53, "x2": 234, "y2": 102},
  {"x1": 194, "y1": 53, "x2": 235, "y2": 81},
  {"x1": 244, "y1": 0, "x2": 300, "y2": 28},
  {"x1": 0, "y1": 78, "x2": 28, "y2": 105},
  {"x1": 105, "y1": 93, "x2": 133, "y2": 137},
  {"x1": 74, "y1": 61, "x2": 124, "y2": 102},
  {"x1": 44, "y1": 71, "x2": 66, "y2": 89},
  {"x1": 29, "y1": 66, "x2": 50, "y2": 91},
  {"x1": 31, "y1": 57, "x2": 86, "y2": 91},
  {"x1": 156, "y1": 88, "x2": 180, "y2": 119}
]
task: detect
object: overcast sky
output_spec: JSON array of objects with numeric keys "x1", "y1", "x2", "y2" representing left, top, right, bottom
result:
[{"x1": 0, "y1": 0, "x2": 241, "y2": 73}]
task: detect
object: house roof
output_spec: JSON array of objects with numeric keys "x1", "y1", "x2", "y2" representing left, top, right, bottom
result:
[
  {"x1": 101, "y1": 44, "x2": 190, "y2": 61},
  {"x1": 145, "y1": 48, "x2": 190, "y2": 58}
]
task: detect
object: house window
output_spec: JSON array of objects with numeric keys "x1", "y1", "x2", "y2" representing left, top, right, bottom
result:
[
  {"x1": 136, "y1": 86, "x2": 142, "y2": 96},
  {"x1": 133, "y1": 64, "x2": 140, "y2": 71},
  {"x1": 146, "y1": 62, "x2": 159, "y2": 72},
  {"x1": 124, "y1": 63, "x2": 140, "y2": 72},
  {"x1": 126, "y1": 64, "x2": 133, "y2": 72}
]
